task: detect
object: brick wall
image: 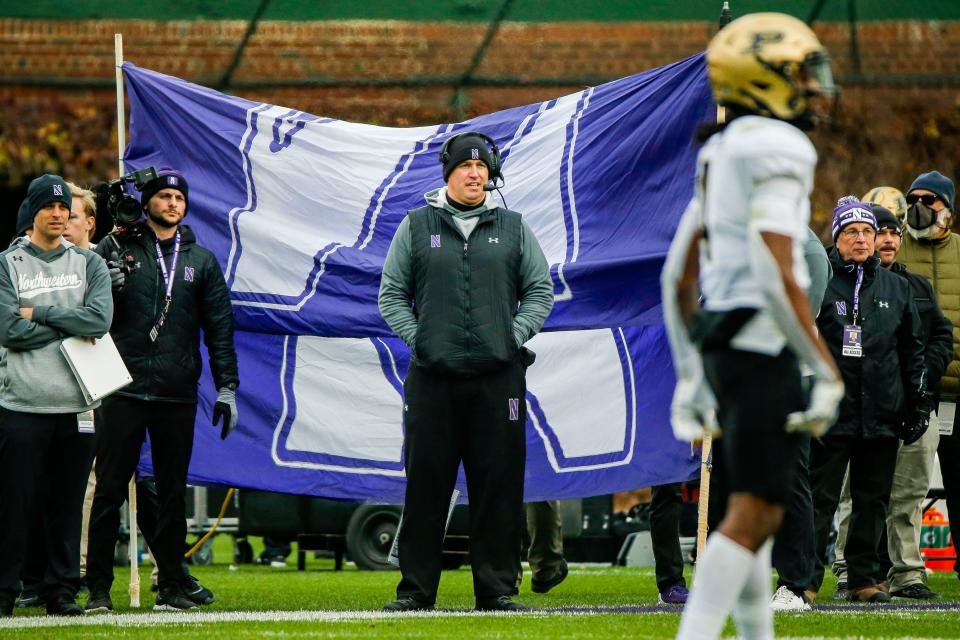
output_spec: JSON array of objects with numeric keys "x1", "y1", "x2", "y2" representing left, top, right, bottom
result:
[
  {"x1": 1, "y1": 18, "x2": 959, "y2": 217},
  {"x1": 4, "y1": 19, "x2": 960, "y2": 83}
]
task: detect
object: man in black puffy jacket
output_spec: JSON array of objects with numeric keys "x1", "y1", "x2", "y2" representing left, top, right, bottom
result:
[
  {"x1": 85, "y1": 170, "x2": 238, "y2": 612},
  {"x1": 832, "y1": 204, "x2": 952, "y2": 600},
  {"x1": 808, "y1": 198, "x2": 928, "y2": 603}
]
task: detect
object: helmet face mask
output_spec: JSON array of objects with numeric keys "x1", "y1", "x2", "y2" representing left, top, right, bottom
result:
[{"x1": 707, "y1": 13, "x2": 836, "y2": 127}]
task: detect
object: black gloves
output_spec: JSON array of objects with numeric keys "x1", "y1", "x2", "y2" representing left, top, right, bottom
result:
[
  {"x1": 898, "y1": 407, "x2": 930, "y2": 446},
  {"x1": 107, "y1": 251, "x2": 126, "y2": 292},
  {"x1": 899, "y1": 390, "x2": 935, "y2": 446},
  {"x1": 212, "y1": 387, "x2": 238, "y2": 440}
]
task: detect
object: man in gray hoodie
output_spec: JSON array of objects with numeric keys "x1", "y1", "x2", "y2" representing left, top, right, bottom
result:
[
  {"x1": 379, "y1": 132, "x2": 553, "y2": 612},
  {"x1": 0, "y1": 174, "x2": 112, "y2": 617}
]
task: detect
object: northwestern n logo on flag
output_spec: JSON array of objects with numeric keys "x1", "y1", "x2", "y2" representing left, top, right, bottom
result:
[
  {"x1": 836, "y1": 300, "x2": 847, "y2": 316},
  {"x1": 430, "y1": 234, "x2": 441, "y2": 248},
  {"x1": 508, "y1": 398, "x2": 519, "y2": 421}
]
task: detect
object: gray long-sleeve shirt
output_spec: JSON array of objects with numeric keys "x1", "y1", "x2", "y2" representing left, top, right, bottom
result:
[
  {"x1": 378, "y1": 187, "x2": 554, "y2": 348},
  {"x1": 0, "y1": 237, "x2": 112, "y2": 412}
]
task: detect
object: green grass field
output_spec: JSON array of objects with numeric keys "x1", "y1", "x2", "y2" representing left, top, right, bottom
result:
[{"x1": 2, "y1": 535, "x2": 959, "y2": 639}]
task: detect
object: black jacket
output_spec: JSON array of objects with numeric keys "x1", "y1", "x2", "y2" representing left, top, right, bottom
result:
[
  {"x1": 96, "y1": 224, "x2": 238, "y2": 402},
  {"x1": 817, "y1": 249, "x2": 925, "y2": 439},
  {"x1": 891, "y1": 261, "x2": 953, "y2": 395}
]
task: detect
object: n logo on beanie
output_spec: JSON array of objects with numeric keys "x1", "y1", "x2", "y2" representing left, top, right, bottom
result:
[
  {"x1": 167, "y1": 176, "x2": 178, "y2": 187},
  {"x1": 471, "y1": 148, "x2": 479, "y2": 160},
  {"x1": 53, "y1": 185, "x2": 63, "y2": 197}
]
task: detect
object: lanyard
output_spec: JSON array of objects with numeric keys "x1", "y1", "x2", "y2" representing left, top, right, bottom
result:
[
  {"x1": 155, "y1": 230, "x2": 181, "y2": 302},
  {"x1": 851, "y1": 264, "x2": 864, "y2": 326},
  {"x1": 149, "y1": 231, "x2": 181, "y2": 342}
]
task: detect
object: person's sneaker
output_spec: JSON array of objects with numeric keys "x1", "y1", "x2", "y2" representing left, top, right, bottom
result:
[
  {"x1": 84, "y1": 591, "x2": 113, "y2": 613},
  {"x1": 531, "y1": 560, "x2": 569, "y2": 594},
  {"x1": 833, "y1": 582, "x2": 848, "y2": 601},
  {"x1": 891, "y1": 583, "x2": 941, "y2": 599},
  {"x1": 382, "y1": 596, "x2": 433, "y2": 612},
  {"x1": 769, "y1": 586, "x2": 811, "y2": 611},
  {"x1": 258, "y1": 555, "x2": 287, "y2": 568},
  {"x1": 46, "y1": 600, "x2": 85, "y2": 616},
  {"x1": 847, "y1": 585, "x2": 891, "y2": 603},
  {"x1": 475, "y1": 595, "x2": 528, "y2": 611},
  {"x1": 657, "y1": 583, "x2": 689, "y2": 605},
  {"x1": 154, "y1": 585, "x2": 199, "y2": 612},
  {"x1": 16, "y1": 592, "x2": 41, "y2": 608},
  {"x1": 183, "y1": 575, "x2": 215, "y2": 606}
]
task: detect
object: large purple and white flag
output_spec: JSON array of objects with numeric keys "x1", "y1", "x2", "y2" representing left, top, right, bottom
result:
[{"x1": 124, "y1": 54, "x2": 713, "y2": 502}]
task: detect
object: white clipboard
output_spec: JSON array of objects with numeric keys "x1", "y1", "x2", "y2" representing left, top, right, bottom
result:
[{"x1": 60, "y1": 333, "x2": 133, "y2": 404}]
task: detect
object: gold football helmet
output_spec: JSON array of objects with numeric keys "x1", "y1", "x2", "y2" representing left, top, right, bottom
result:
[
  {"x1": 862, "y1": 186, "x2": 908, "y2": 221},
  {"x1": 707, "y1": 12, "x2": 835, "y2": 122}
]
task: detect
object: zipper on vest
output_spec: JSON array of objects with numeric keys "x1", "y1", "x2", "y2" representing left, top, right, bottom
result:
[
  {"x1": 463, "y1": 242, "x2": 468, "y2": 256},
  {"x1": 932, "y1": 243, "x2": 939, "y2": 293}
]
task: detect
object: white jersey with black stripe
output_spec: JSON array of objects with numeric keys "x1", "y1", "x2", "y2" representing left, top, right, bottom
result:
[{"x1": 697, "y1": 115, "x2": 817, "y2": 313}]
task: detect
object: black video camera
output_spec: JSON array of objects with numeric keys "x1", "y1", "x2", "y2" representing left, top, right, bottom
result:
[{"x1": 95, "y1": 166, "x2": 158, "y2": 229}]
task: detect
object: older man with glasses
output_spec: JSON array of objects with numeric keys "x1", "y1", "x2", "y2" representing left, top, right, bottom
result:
[
  {"x1": 897, "y1": 171, "x2": 960, "y2": 587},
  {"x1": 806, "y1": 197, "x2": 930, "y2": 603}
]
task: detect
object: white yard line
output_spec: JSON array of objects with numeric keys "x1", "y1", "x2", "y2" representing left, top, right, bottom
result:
[{"x1": 1, "y1": 605, "x2": 957, "y2": 630}]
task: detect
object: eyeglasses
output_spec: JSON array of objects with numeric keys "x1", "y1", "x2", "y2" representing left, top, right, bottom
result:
[
  {"x1": 906, "y1": 193, "x2": 941, "y2": 207},
  {"x1": 840, "y1": 227, "x2": 876, "y2": 240}
]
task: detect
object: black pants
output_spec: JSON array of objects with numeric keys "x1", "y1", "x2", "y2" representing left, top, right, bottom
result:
[
  {"x1": 0, "y1": 410, "x2": 93, "y2": 606},
  {"x1": 773, "y1": 435, "x2": 815, "y2": 594},
  {"x1": 21, "y1": 411, "x2": 99, "y2": 599},
  {"x1": 941, "y1": 419, "x2": 960, "y2": 576},
  {"x1": 396, "y1": 362, "x2": 526, "y2": 604},
  {"x1": 86, "y1": 396, "x2": 196, "y2": 593},
  {"x1": 706, "y1": 433, "x2": 813, "y2": 592},
  {"x1": 810, "y1": 434, "x2": 899, "y2": 590},
  {"x1": 650, "y1": 483, "x2": 685, "y2": 591}
]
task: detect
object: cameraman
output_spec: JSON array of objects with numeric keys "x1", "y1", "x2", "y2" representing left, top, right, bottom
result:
[{"x1": 85, "y1": 169, "x2": 239, "y2": 612}]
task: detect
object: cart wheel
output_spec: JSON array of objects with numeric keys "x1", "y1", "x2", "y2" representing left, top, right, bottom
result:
[
  {"x1": 189, "y1": 539, "x2": 214, "y2": 566},
  {"x1": 345, "y1": 505, "x2": 401, "y2": 570},
  {"x1": 234, "y1": 537, "x2": 255, "y2": 564}
]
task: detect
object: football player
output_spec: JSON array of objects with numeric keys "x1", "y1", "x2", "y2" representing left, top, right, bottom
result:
[{"x1": 661, "y1": 13, "x2": 843, "y2": 639}]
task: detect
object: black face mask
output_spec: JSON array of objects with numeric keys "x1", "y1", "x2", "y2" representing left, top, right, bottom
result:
[{"x1": 907, "y1": 202, "x2": 937, "y2": 230}]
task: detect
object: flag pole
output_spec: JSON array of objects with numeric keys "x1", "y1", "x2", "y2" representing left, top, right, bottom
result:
[
  {"x1": 115, "y1": 34, "x2": 127, "y2": 180},
  {"x1": 695, "y1": 0, "x2": 732, "y2": 566},
  {"x1": 115, "y1": 31, "x2": 140, "y2": 609}
]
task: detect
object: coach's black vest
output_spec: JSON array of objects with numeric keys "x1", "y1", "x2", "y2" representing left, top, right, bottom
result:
[{"x1": 408, "y1": 204, "x2": 523, "y2": 377}]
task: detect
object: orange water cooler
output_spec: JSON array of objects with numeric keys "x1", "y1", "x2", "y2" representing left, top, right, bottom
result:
[{"x1": 920, "y1": 508, "x2": 957, "y2": 571}]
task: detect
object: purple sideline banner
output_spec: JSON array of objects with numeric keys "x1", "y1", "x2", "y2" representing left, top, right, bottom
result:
[{"x1": 123, "y1": 54, "x2": 713, "y2": 502}]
